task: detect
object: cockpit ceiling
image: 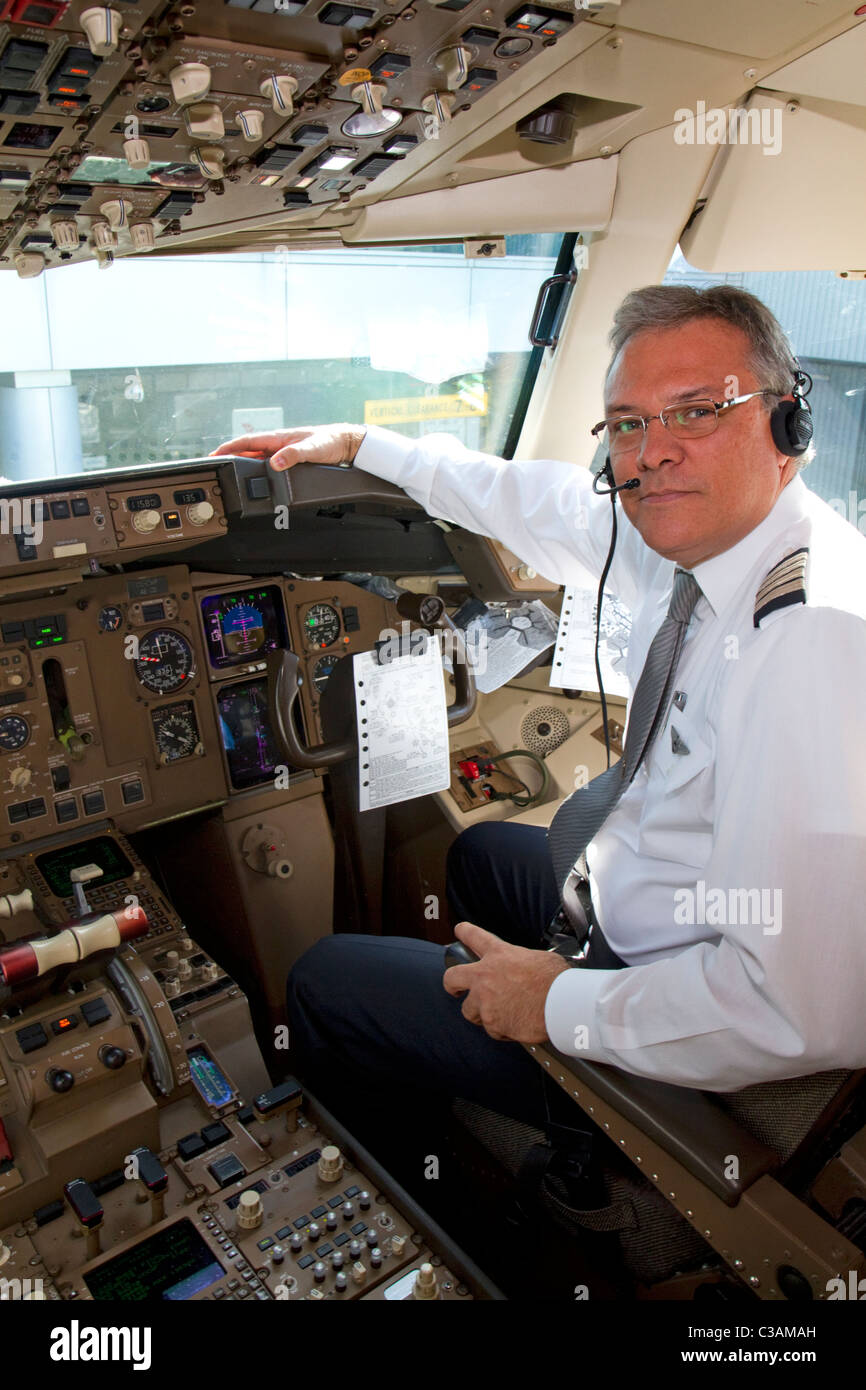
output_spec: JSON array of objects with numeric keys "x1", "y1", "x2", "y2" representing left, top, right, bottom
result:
[{"x1": 0, "y1": 0, "x2": 862, "y2": 272}]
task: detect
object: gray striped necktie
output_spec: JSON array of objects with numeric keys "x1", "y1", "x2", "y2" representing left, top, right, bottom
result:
[{"x1": 548, "y1": 567, "x2": 702, "y2": 893}]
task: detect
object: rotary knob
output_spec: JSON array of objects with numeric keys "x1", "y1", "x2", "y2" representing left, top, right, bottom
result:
[
  {"x1": 237, "y1": 1190, "x2": 263, "y2": 1230},
  {"x1": 124, "y1": 138, "x2": 151, "y2": 170},
  {"x1": 130, "y1": 221, "x2": 156, "y2": 251},
  {"x1": 9, "y1": 766, "x2": 32, "y2": 791},
  {"x1": 435, "y1": 46, "x2": 471, "y2": 90},
  {"x1": 260, "y1": 74, "x2": 298, "y2": 115},
  {"x1": 163, "y1": 976, "x2": 180, "y2": 999},
  {"x1": 420, "y1": 91, "x2": 455, "y2": 134},
  {"x1": 177, "y1": 956, "x2": 192, "y2": 980},
  {"x1": 199, "y1": 961, "x2": 218, "y2": 982},
  {"x1": 414, "y1": 1262, "x2": 439, "y2": 1299},
  {"x1": 52, "y1": 219, "x2": 79, "y2": 250},
  {"x1": 186, "y1": 501, "x2": 214, "y2": 525},
  {"x1": 170, "y1": 62, "x2": 212, "y2": 105},
  {"x1": 47, "y1": 1068, "x2": 74, "y2": 1093},
  {"x1": 317, "y1": 1145, "x2": 344, "y2": 1183},
  {"x1": 80, "y1": 6, "x2": 123, "y2": 57},
  {"x1": 98, "y1": 1046, "x2": 126, "y2": 1071},
  {"x1": 131, "y1": 509, "x2": 160, "y2": 534}
]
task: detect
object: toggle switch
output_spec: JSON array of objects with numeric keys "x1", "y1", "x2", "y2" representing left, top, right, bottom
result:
[
  {"x1": 170, "y1": 61, "x2": 211, "y2": 105},
  {"x1": 190, "y1": 145, "x2": 225, "y2": 180},
  {"x1": 79, "y1": 7, "x2": 123, "y2": 58},
  {"x1": 260, "y1": 74, "x2": 298, "y2": 116}
]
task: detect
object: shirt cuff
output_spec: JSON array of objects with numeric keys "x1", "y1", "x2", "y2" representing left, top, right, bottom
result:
[
  {"x1": 544, "y1": 964, "x2": 618, "y2": 1060},
  {"x1": 354, "y1": 424, "x2": 418, "y2": 484}
]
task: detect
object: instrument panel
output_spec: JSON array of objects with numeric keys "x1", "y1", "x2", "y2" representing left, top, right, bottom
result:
[{"x1": 0, "y1": 560, "x2": 398, "y2": 849}]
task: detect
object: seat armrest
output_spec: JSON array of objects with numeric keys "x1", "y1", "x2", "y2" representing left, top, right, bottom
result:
[{"x1": 548, "y1": 1052, "x2": 780, "y2": 1205}]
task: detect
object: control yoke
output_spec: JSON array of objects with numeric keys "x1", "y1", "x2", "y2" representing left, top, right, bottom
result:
[{"x1": 266, "y1": 592, "x2": 477, "y2": 771}]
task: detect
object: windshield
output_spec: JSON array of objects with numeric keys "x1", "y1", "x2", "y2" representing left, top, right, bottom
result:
[{"x1": 0, "y1": 233, "x2": 564, "y2": 485}]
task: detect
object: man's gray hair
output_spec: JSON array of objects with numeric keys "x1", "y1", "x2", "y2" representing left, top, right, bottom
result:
[{"x1": 607, "y1": 284, "x2": 814, "y2": 467}]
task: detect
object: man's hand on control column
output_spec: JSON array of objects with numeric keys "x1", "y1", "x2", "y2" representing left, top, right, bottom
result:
[
  {"x1": 211, "y1": 423, "x2": 367, "y2": 472},
  {"x1": 443, "y1": 921, "x2": 571, "y2": 1045}
]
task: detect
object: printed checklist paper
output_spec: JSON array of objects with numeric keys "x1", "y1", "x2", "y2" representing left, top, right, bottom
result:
[
  {"x1": 550, "y1": 586, "x2": 633, "y2": 698},
  {"x1": 353, "y1": 637, "x2": 451, "y2": 812}
]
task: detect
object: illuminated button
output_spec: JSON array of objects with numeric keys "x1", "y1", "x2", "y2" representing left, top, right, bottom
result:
[
  {"x1": 506, "y1": 3, "x2": 572, "y2": 33},
  {"x1": 71, "y1": 497, "x2": 90, "y2": 516},
  {"x1": 291, "y1": 123, "x2": 328, "y2": 147},
  {"x1": 50, "y1": 500, "x2": 70, "y2": 519},
  {"x1": 317, "y1": 2, "x2": 374, "y2": 27},
  {"x1": 27, "y1": 798, "x2": 46, "y2": 817},
  {"x1": 47, "y1": 71, "x2": 88, "y2": 94},
  {"x1": 465, "y1": 67, "x2": 497, "y2": 91},
  {"x1": 51, "y1": 1013, "x2": 78, "y2": 1035},
  {"x1": 48, "y1": 92, "x2": 89, "y2": 110},
  {"x1": 283, "y1": 190, "x2": 311, "y2": 207},
  {"x1": 55, "y1": 799, "x2": 78, "y2": 823},
  {"x1": 162, "y1": 511, "x2": 182, "y2": 530},
  {"x1": 56, "y1": 45, "x2": 100, "y2": 77},
  {"x1": 82, "y1": 790, "x2": 105, "y2": 816},
  {"x1": 369, "y1": 52, "x2": 410, "y2": 79},
  {"x1": 302, "y1": 146, "x2": 355, "y2": 175},
  {"x1": 208, "y1": 1154, "x2": 246, "y2": 1188},
  {"x1": 383, "y1": 133, "x2": 418, "y2": 156},
  {"x1": 462, "y1": 25, "x2": 498, "y2": 43}
]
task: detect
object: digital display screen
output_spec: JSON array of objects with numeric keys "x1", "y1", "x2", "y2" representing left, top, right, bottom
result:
[
  {"x1": 83, "y1": 1219, "x2": 225, "y2": 1301},
  {"x1": 201, "y1": 586, "x2": 288, "y2": 670},
  {"x1": 3, "y1": 122, "x2": 61, "y2": 150},
  {"x1": 36, "y1": 836, "x2": 134, "y2": 900},
  {"x1": 216, "y1": 678, "x2": 287, "y2": 790}
]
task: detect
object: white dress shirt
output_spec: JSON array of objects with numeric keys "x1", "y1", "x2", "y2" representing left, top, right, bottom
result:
[{"x1": 354, "y1": 425, "x2": 866, "y2": 1090}]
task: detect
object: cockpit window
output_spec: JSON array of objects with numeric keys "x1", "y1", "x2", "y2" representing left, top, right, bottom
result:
[
  {"x1": 0, "y1": 233, "x2": 565, "y2": 484},
  {"x1": 664, "y1": 249, "x2": 866, "y2": 529}
]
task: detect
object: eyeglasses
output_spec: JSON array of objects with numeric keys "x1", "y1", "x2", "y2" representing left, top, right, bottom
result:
[{"x1": 591, "y1": 390, "x2": 772, "y2": 457}]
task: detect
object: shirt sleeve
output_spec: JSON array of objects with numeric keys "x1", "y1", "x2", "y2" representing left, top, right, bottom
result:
[
  {"x1": 544, "y1": 605, "x2": 866, "y2": 1090},
  {"x1": 354, "y1": 424, "x2": 644, "y2": 603}
]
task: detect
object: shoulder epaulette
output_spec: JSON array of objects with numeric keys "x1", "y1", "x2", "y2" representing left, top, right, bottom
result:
[{"x1": 753, "y1": 546, "x2": 809, "y2": 628}]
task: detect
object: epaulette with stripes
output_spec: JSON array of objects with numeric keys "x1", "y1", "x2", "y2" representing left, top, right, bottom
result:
[{"x1": 753, "y1": 546, "x2": 809, "y2": 628}]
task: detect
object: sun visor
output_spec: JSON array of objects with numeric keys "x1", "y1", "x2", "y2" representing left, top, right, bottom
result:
[
  {"x1": 342, "y1": 154, "x2": 618, "y2": 243},
  {"x1": 681, "y1": 92, "x2": 866, "y2": 272}
]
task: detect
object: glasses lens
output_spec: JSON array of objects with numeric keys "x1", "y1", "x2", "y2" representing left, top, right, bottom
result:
[
  {"x1": 664, "y1": 400, "x2": 718, "y2": 438},
  {"x1": 606, "y1": 416, "x2": 644, "y2": 455}
]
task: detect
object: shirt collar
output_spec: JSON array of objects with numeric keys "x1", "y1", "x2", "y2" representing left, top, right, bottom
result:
[{"x1": 687, "y1": 476, "x2": 809, "y2": 619}]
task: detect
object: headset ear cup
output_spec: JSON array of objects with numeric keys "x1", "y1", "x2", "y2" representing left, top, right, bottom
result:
[{"x1": 770, "y1": 398, "x2": 814, "y2": 456}]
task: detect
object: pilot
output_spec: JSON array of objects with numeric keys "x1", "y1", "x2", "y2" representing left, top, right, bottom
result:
[{"x1": 215, "y1": 286, "x2": 866, "y2": 1162}]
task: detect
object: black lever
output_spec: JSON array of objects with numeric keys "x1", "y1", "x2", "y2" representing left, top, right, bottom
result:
[{"x1": 444, "y1": 941, "x2": 479, "y2": 969}]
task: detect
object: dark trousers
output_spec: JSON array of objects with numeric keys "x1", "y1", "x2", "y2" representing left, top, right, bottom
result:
[{"x1": 286, "y1": 824, "x2": 612, "y2": 1164}]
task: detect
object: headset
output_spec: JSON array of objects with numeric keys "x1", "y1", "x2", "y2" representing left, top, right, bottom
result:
[
  {"x1": 585, "y1": 363, "x2": 813, "y2": 765},
  {"x1": 769, "y1": 368, "x2": 814, "y2": 457}
]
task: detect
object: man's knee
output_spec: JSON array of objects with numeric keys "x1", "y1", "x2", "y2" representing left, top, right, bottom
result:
[{"x1": 446, "y1": 823, "x2": 501, "y2": 892}]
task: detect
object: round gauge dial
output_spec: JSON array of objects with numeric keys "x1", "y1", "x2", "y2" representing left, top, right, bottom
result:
[
  {"x1": 135, "y1": 629, "x2": 195, "y2": 694},
  {"x1": 304, "y1": 603, "x2": 341, "y2": 650},
  {"x1": 312, "y1": 653, "x2": 342, "y2": 694},
  {"x1": 153, "y1": 707, "x2": 198, "y2": 762},
  {"x1": 98, "y1": 605, "x2": 124, "y2": 632},
  {"x1": 0, "y1": 714, "x2": 30, "y2": 752}
]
